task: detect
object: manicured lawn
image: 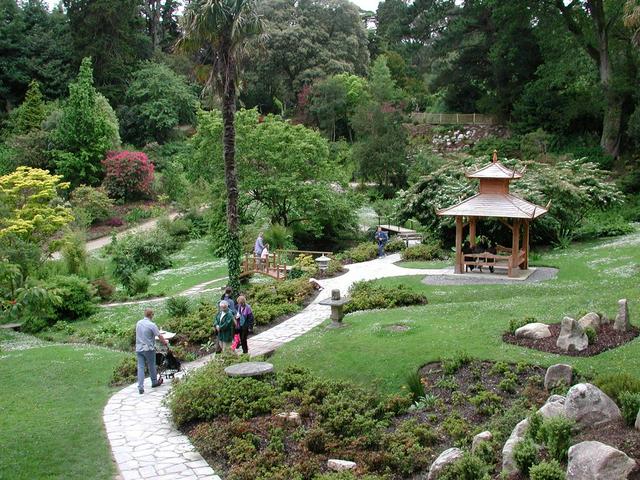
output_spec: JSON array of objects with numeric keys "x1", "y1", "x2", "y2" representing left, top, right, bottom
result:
[
  {"x1": 0, "y1": 342, "x2": 127, "y2": 480},
  {"x1": 394, "y1": 259, "x2": 451, "y2": 269},
  {"x1": 273, "y1": 230, "x2": 640, "y2": 395},
  {"x1": 148, "y1": 239, "x2": 227, "y2": 296}
]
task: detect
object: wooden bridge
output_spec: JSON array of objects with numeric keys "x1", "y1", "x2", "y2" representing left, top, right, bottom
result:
[
  {"x1": 239, "y1": 253, "x2": 287, "y2": 280},
  {"x1": 379, "y1": 224, "x2": 423, "y2": 245}
]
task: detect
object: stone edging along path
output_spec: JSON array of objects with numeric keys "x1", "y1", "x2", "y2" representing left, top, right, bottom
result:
[{"x1": 105, "y1": 255, "x2": 551, "y2": 479}]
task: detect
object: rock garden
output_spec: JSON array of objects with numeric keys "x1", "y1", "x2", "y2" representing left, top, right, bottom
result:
[{"x1": 505, "y1": 299, "x2": 639, "y2": 356}]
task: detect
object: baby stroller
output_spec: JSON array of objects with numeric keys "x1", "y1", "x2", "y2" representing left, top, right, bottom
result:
[{"x1": 155, "y1": 348, "x2": 181, "y2": 379}]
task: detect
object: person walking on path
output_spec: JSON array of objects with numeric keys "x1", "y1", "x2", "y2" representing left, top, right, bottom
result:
[
  {"x1": 236, "y1": 295, "x2": 254, "y2": 353},
  {"x1": 375, "y1": 227, "x2": 388, "y2": 258},
  {"x1": 214, "y1": 301, "x2": 235, "y2": 351},
  {"x1": 135, "y1": 308, "x2": 169, "y2": 394}
]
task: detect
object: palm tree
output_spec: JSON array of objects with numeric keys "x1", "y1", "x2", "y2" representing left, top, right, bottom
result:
[{"x1": 177, "y1": 0, "x2": 263, "y2": 289}]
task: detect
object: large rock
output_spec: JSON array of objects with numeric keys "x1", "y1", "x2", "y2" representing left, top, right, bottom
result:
[
  {"x1": 578, "y1": 312, "x2": 602, "y2": 330},
  {"x1": 567, "y1": 441, "x2": 637, "y2": 479},
  {"x1": 636, "y1": 409, "x2": 640, "y2": 431},
  {"x1": 614, "y1": 299, "x2": 629, "y2": 332},
  {"x1": 428, "y1": 447, "x2": 464, "y2": 480},
  {"x1": 472, "y1": 431, "x2": 493, "y2": 452},
  {"x1": 545, "y1": 364, "x2": 573, "y2": 391},
  {"x1": 327, "y1": 459, "x2": 356, "y2": 472},
  {"x1": 538, "y1": 399, "x2": 566, "y2": 420},
  {"x1": 556, "y1": 317, "x2": 588, "y2": 352},
  {"x1": 515, "y1": 322, "x2": 552, "y2": 339},
  {"x1": 502, "y1": 418, "x2": 529, "y2": 475},
  {"x1": 564, "y1": 383, "x2": 622, "y2": 428},
  {"x1": 547, "y1": 394, "x2": 566, "y2": 404}
]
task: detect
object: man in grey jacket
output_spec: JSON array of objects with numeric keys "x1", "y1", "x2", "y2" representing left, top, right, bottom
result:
[{"x1": 135, "y1": 308, "x2": 169, "y2": 394}]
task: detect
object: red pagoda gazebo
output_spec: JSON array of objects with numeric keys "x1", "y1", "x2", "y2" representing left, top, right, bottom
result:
[{"x1": 437, "y1": 151, "x2": 548, "y2": 278}]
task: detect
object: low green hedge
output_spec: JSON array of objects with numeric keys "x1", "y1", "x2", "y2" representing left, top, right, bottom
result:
[
  {"x1": 401, "y1": 242, "x2": 444, "y2": 261},
  {"x1": 344, "y1": 281, "x2": 428, "y2": 314},
  {"x1": 162, "y1": 300, "x2": 216, "y2": 345},
  {"x1": 338, "y1": 242, "x2": 378, "y2": 263}
]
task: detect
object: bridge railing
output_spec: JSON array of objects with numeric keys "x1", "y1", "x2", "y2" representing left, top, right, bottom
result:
[
  {"x1": 240, "y1": 253, "x2": 287, "y2": 280},
  {"x1": 409, "y1": 112, "x2": 498, "y2": 125}
]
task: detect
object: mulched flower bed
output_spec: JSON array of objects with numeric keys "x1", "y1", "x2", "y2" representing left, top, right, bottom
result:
[
  {"x1": 181, "y1": 358, "x2": 640, "y2": 479},
  {"x1": 503, "y1": 323, "x2": 640, "y2": 356}
]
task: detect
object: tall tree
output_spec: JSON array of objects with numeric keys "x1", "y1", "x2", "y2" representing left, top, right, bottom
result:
[
  {"x1": 241, "y1": 0, "x2": 369, "y2": 112},
  {"x1": 177, "y1": 0, "x2": 263, "y2": 291},
  {"x1": 352, "y1": 57, "x2": 407, "y2": 194},
  {"x1": 547, "y1": 0, "x2": 635, "y2": 157},
  {"x1": 52, "y1": 58, "x2": 120, "y2": 187},
  {"x1": 0, "y1": 0, "x2": 73, "y2": 111},
  {"x1": 0, "y1": 0, "x2": 28, "y2": 112},
  {"x1": 142, "y1": 0, "x2": 181, "y2": 52},
  {"x1": 64, "y1": 0, "x2": 152, "y2": 104}
]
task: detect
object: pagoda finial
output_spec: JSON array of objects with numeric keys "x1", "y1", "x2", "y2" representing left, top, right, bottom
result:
[{"x1": 492, "y1": 150, "x2": 498, "y2": 163}]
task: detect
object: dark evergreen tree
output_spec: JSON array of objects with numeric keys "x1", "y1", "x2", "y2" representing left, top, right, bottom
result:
[{"x1": 64, "y1": 0, "x2": 152, "y2": 104}]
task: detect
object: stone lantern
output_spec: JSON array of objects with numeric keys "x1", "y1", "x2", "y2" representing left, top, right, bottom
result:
[
  {"x1": 315, "y1": 254, "x2": 330, "y2": 274},
  {"x1": 319, "y1": 289, "x2": 350, "y2": 328}
]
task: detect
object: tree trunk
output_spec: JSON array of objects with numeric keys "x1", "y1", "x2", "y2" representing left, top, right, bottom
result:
[
  {"x1": 554, "y1": 0, "x2": 624, "y2": 157},
  {"x1": 601, "y1": 91, "x2": 623, "y2": 158},
  {"x1": 145, "y1": 0, "x2": 161, "y2": 51},
  {"x1": 222, "y1": 53, "x2": 241, "y2": 290},
  {"x1": 594, "y1": 5, "x2": 622, "y2": 158}
]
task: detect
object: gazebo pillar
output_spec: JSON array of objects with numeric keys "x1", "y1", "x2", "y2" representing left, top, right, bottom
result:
[
  {"x1": 510, "y1": 220, "x2": 521, "y2": 277},
  {"x1": 523, "y1": 220, "x2": 530, "y2": 269},
  {"x1": 455, "y1": 216, "x2": 463, "y2": 274},
  {"x1": 469, "y1": 217, "x2": 477, "y2": 247}
]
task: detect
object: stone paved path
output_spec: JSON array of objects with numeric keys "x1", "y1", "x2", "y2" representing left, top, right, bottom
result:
[{"x1": 104, "y1": 254, "x2": 447, "y2": 479}]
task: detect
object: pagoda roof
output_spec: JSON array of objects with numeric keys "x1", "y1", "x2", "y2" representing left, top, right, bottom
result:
[
  {"x1": 437, "y1": 193, "x2": 547, "y2": 219},
  {"x1": 466, "y1": 161, "x2": 522, "y2": 179}
]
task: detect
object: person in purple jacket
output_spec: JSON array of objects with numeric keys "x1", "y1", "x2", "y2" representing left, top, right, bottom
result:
[
  {"x1": 254, "y1": 232, "x2": 265, "y2": 257},
  {"x1": 236, "y1": 295, "x2": 254, "y2": 353}
]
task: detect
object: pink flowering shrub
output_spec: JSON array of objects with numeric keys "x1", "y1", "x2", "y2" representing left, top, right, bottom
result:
[{"x1": 102, "y1": 150, "x2": 155, "y2": 200}]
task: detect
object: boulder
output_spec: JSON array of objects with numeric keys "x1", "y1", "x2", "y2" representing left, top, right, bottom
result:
[
  {"x1": 544, "y1": 364, "x2": 573, "y2": 391},
  {"x1": 428, "y1": 447, "x2": 464, "y2": 480},
  {"x1": 636, "y1": 409, "x2": 640, "y2": 431},
  {"x1": 564, "y1": 383, "x2": 622, "y2": 428},
  {"x1": 578, "y1": 312, "x2": 602, "y2": 330},
  {"x1": 472, "y1": 431, "x2": 493, "y2": 452},
  {"x1": 556, "y1": 316, "x2": 588, "y2": 352},
  {"x1": 538, "y1": 400, "x2": 566, "y2": 420},
  {"x1": 547, "y1": 394, "x2": 566, "y2": 404},
  {"x1": 567, "y1": 441, "x2": 637, "y2": 479},
  {"x1": 502, "y1": 418, "x2": 529, "y2": 475},
  {"x1": 614, "y1": 299, "x2": 629, "y2": 332},
  {"x1": 327, "y1": 459, "x2": 356, "y2": 472},
  {"x1": 515, "y1": 322, "x2": 552, "y2": 339}
]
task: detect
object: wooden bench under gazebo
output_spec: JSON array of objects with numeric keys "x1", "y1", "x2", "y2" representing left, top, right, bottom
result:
[{"x1": 437, "y1": 151, "x2": 548, "y2": 278}]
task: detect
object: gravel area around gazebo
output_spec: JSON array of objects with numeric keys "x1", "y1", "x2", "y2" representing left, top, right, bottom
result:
[{"x1": 421, "y1": 266, "x2": 558, "y2": 286}]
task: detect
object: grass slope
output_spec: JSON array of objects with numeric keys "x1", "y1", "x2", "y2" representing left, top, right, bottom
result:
[
  {"x1": 0, "y1": 343, "x2": 126, "y2": 480},
  {"x1": 272, "y1": 231, "x2": 640, "y2": 395},
  {"x1": 149, "y1": 239, "x2": 227, "y2": 296}
]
